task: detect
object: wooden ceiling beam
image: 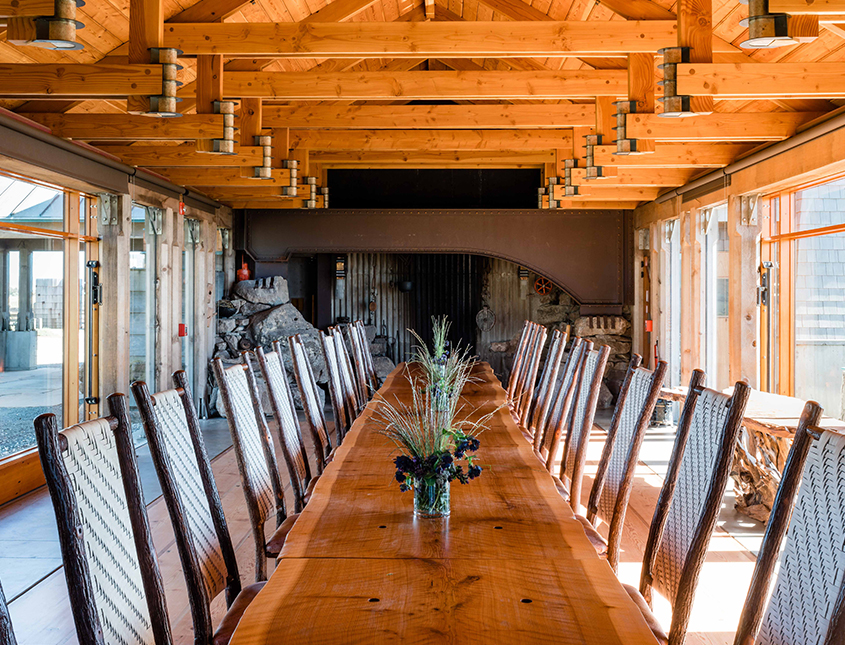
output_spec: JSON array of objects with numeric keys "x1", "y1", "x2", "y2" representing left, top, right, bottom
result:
[
  {"x1": 769, "y1": 0, "x2": 845, "y2": 14},
  {"x1": 163, "y1": 21, "x2": 679, "y2": 57},
  {"x1": 552, "y1": 186, "x2": 662, "y2": 200},
  {"x1": 94, "y1": 144, "x2": 266, "y2": 166},
  {"x1": 625, "y1": 112, "x2": 826, "y2": 141},
  {"x1": 262, "y1": 104, "x2": 596, "y2": 128},
  {"x1": 550, "y1": 200, "x2": 645, "y2": 209},
  {"x1": 564, "y1": 167, "x2": 697, "y2": 186},
  {"x1": 593, "y1": 143, "x2": 755, "y2": 167},
  {"x1": 0, "y1": 0, "x2": 57, "y2": 18},
  {"x1": 677, "y1": 63, "x2": 845, "y2": 98},
  {"x1": 0, "y1": 64, "x2": 162, "y2": 98},
  {"x1": 223, "y1": 70, "x2": 628, "y2": 100},
  {"x1": 19, "y1": 113, "x2": 228, "y2": 139},
  {"x1": 155, "y1": 167, "x2": 295, "y2": 186},
  {"x1": 310, "y1": 150, "x2": 555, "y2": 167},
  {"x1": 287, "y1": 129, "x2": 573, "y2": 150}
]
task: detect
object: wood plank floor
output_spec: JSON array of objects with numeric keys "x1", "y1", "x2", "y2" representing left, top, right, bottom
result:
[{"x1": 5, "y1": 412, "x2": 761, "y2": 645}]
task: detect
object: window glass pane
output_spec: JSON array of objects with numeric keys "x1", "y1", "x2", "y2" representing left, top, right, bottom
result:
[
  {"x1": 793, "y1": 231, "x2": 845, "y2": 412},
  {"x1": 793, "y1": 176, "x2": 845, "y2": 233},
  {"x1": 703, "y1": 204, "x2": 730, "y2": 389},
  {"x1": 0, "y1": 175, "x2": 64, "y2": 231},
  {"x1": 667, "y1": 220, "x2": 682, "y2": 387},
  {"x1": 0, "y1": 231, "x2": 64, "y2": 459},
  {"x1": 129, "y1": 204, "x2": 157, "y2": 446},
  {"x1": 182, "y1": 219, "x2": 197, "y2": 397}
]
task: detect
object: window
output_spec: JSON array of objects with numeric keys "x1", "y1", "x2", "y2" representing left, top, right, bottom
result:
[
  {"x1": 702, "y1": 204, "x2": 730, "y2": 389},
  {"x1": 0, "y1": 173, "x2": 96, "y2": 459},
  {"x1": 764, "y1": 174, "x2": 845, "y2": 414}
]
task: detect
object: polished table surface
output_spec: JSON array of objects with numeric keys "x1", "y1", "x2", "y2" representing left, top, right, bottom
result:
[{"x1": 229, "y1": 362, "x2": 659, "y2": 644}]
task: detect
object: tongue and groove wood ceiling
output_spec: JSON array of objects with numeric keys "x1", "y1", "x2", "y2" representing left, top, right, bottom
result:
[{"x1": 1, "y1": 0, "x2": 845, "y2": 209}]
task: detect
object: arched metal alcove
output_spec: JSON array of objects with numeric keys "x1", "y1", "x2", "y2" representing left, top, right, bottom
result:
[{"x1": 239, "y1": 209, "x2": 633, "y2": 310}]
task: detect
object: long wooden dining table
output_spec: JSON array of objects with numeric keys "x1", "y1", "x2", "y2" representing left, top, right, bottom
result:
[{"x1": 229, "y1": 362, "x2": 659, "y2": 644}]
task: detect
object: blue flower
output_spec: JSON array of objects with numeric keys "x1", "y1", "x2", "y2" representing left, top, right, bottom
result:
[
  {"x1": 468, "y1": 464, "x2": 482, "y2": 479},
  {"x1": 395, "y1": 471, "x2": 406, "y2": 483}
]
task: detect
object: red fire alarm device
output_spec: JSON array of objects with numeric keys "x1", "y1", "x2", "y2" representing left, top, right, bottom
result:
[
  {"x1": 644, "y1": 320, "x2": 653, "y2": 333},
  {"x1": 178, "y1": 201, "x2": 186, "y2": 216},
  {"x1": 178, "y1": 323, "x2": 187, "y2": 337}
]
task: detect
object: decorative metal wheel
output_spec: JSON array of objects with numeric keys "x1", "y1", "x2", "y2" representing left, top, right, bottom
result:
[
  {"x1": 476, "y1": 306, "x2": 496, "y2": 332},
  {"x1": 534, "y1": 277, "x2": 553, "y2": 295}
]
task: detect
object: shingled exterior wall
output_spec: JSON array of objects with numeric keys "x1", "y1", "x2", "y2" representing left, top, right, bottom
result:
[{"x1": 793, "y1": 179, "x2": 845, "y2": 414}]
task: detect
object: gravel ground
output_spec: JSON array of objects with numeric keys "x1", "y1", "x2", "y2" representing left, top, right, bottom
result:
[{"x1": 0, "y1": 405, "x2": 63, "y2": 459}]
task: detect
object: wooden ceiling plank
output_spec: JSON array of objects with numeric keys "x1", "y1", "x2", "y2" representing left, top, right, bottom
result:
[
  {"x1": 677, "y1": 62, "x2": 845, "y2": 97},
  {"x1": 303, "y1": 0, "x2": 380, "y2": 21},
  {"x1": 167, "y1": 0, "x2": 254, "y2": 22},
  {"x1": 163, "y1": 20, "x2": 679, "y2": 57},
  {"x1": 19, "y1": 112, "x2": 227, "y2": 138},
  {"x1": 287, "y1": 128, "x2": 573, "y2": 149},
  {"x1": 262, "y1": 103, "x2": 596, "y2": 128},
  {"x1": 0, "y1": 64, "x2": 162, "y2": 97},
  {"x1": 94, "y1": 144, "x2": 266, "y2": 165},
  {"x1": 223, "y1": 70, "x2": 628, "y2": 99},
  {"x1": 625, "y1": 111, "x2": 825, "y2": 141}
]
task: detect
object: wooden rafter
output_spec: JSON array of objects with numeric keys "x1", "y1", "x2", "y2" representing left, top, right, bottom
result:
[
  {"x1": 287, "y1": 129, "x2": 574, "y2": 150},
  {"x1": 261, "y1": 104, "x2": 597, "y2": 128},
  {"x1": 677, "y1": 63, "x2": 845, "y2": 97},
  {"x1": 162, "y1": 20, "x2": 682, "y2": 57},
  {"x1": 222, "y1": 70, "x2": 628, "y2": 100}
]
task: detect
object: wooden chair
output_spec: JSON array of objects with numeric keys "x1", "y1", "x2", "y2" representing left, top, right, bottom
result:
[
  {"x1": 553, "y1": 342, "x2": 611, "y2": 514},
  {"x1": 34, "y1": 394, "x2": 173, "y2": 645},
  {"x1": 354, "y1": 320, "x2": 380, "y2": 393},
  {"x1": 131, "y1": 372, "x2": 265, "y2": 645},
  {"x1": 254, "y1": 342, "x2": 319, "y2": 513},
  {"x1": 505, "y1": 320, "x2": 532, "y2": 401},
  {"x1": 577, "y1": 356, "x2": 668, "y2": 571},
  {"x1": 733, "y1": 400, "x2": 845, "y2": 645},
  {"x1": 627, "y1": 371, "x2": 750, "y2": 645},
  {"x1": 334, "y1": 326, "x2": 364, "y2": 416},
  {"x1": 0, "y1": 579, "x2": 17, "y2": 645},
  {"x1": 534, "y1": 336, "x2": 585, "y2": 465},
  {"x1": 515, "y1": 324, "x2": 548, "y2": 426},
  {"x1": 289, "y1": 333, "x2": 335, "y2": 473},
  {"x1": 213, "y1": 356, "x2": 295, "y2": 582},
  {"x1": 344, "y1": 323, "x2": 370, "y2": 404},
  {"x1": 510, "y1": 322, "x2": 540, "y2": 411},
  {"x1": 524, "y1": 326, "x2": 569, "y2": 440},
  {"x1": 320, "y1": 329, "x2": 352, "y2": 442}
]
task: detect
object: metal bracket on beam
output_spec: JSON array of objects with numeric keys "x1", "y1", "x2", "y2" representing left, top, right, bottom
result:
[
  {"x1": 5, "y1": 0, "x2": 85, "y2": 50},
  {"x1": 737, "y1": 193, "x2": 761, "y2": 226},
  {"x1": 281, "y1": 159, "x2": 298, "y2": 196},
  {"x1": 143, "y1": 48, "x2": 183, "y2": 118},
  {"x1": 97, "y1": 192, "x2": 118, "y2": 226}
]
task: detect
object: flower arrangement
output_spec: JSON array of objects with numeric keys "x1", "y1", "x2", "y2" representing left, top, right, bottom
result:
[{"x1": 375, "y1": 316, "x2": 497, "y2": 518}]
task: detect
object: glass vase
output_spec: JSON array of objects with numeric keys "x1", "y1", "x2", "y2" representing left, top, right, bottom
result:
[{"x1": 413, "y1": 476, "x2": 451, "y2": 518}]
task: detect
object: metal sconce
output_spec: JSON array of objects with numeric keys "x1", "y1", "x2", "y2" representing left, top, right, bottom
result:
[
  {"x1": 739, "y1": 0, "x2": 798, "y2": 49},
  {"x1": 335, "y1": 254, "x2": 347, "y2": 300}
]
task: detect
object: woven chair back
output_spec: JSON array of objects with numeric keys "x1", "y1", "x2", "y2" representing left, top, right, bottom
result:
[
  {"x1": 587, "y1": 357, "x2": 667, "y2": 570},
  {"x1": 354, "y1": 320, "x2": 380, "y2": 393},
  {"x1": 132, "y1": 372, "x2": 241, "y2": 643},
  {"x1": 0, "y1": 579, "x2": 16, "y2": 645},
  {"x1": 736, "y1": 400, "x2": 845, "y2": 645},
  {"x1": 344, "y1": 323, "x2": 370, "y2": 403},
  {"x1": 526, "y1": 327, "x2": 568, "y2": 438},
  {"x1": 289, "y1": 334, "x2": 333, "y2": 472},
  {"x1": 516, "y1": 324, "x2": 549, "y2": 425},
  {"x1": 35, "y1": 395, "x2": 172, "y2": 645},
  {"x1": 506, "y1": 321, "x2": 532, "y2": 399},
  {"x1": 538, "y1": 337, "x2": 586, "y2": 465},
  {"x1": 639, "y1": 371, "x2": 750, "y2": 644},
  {"x1": 257, "y1": 343, "x2": 313, "y2": 513},
  {"x1": 560, "y1": 344, "x2": 611, "y2": 513},
  {"x1": 320, "y1": 329, "x2": 351, "y2": 442},
  {"x1": 213, "y1": 356, "x2": 286, "y2": 581}
]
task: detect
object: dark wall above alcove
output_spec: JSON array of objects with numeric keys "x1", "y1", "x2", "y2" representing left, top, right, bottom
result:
[{"x1": 327, "y1": 169, "x2": 541, "y2": 209}]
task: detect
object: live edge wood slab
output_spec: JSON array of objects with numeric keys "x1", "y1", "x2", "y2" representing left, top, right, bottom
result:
[{"x1": 229, "y1": 362, "x2": 659, "y2": 645}]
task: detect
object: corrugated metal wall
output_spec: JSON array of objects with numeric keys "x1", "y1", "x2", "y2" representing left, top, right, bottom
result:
[
  {"x1": 333, "y1": 253, "x2": 562, "y2": 376},
  {"x1": 333, "y1": 253, "x2": 414, "y2": 364}
]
